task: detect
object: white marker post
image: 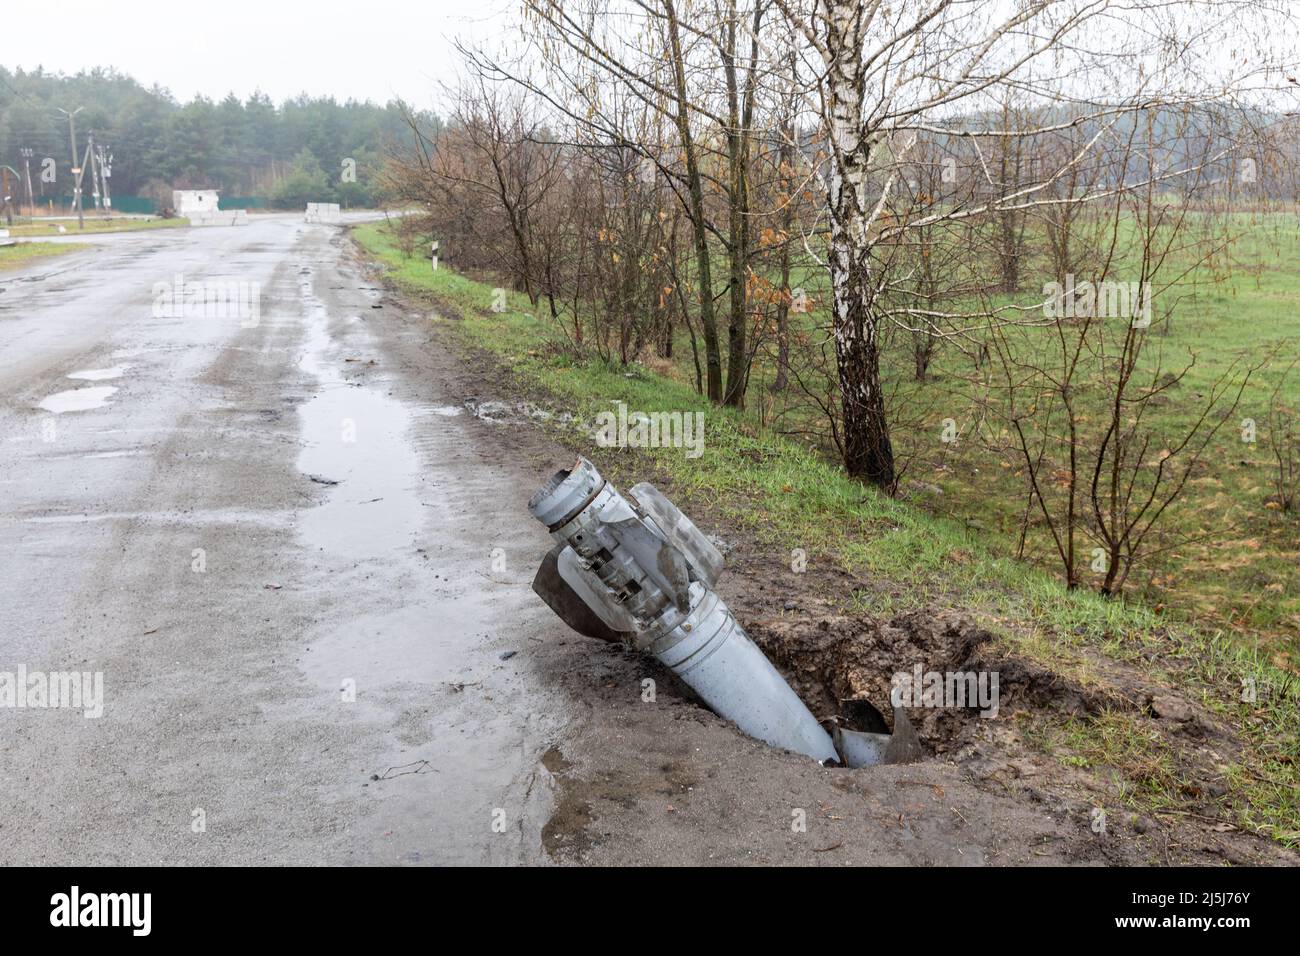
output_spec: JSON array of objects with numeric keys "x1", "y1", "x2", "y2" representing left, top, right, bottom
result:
[{"x1": 431, "y1": 240, "x2": 439, "y2": 271}]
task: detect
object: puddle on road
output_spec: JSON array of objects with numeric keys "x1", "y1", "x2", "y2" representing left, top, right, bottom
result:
[
  {"x1": 79, "y1": 449, "x2": 143, "y2": 460},
  {"x1": 294, "y1": 270, "x2": 423, "y2": 559},
  {"x1": 67, "y1": 365, "x2": 127, "y2": 381},
  {"x1": 289, "y1": 265, "x2": 561, "y2": 863},
  {"x1": 20, "y1": 509, "x2": 292, "y2": 528},
  {"x1": 38, "y1": 386, "x2": 118, "y2": 414},
  {"x1": 38, "y1": 447, "x2": 146, "y2": 461}
]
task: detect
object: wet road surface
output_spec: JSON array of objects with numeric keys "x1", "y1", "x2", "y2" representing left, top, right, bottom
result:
[{"x1": 0, "y1": 215, "x2": 569, "y2": 864}]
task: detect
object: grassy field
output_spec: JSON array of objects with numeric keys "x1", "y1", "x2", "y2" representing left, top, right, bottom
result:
[
  {"x1": 0, "y1": 241, "x2": 91, "y2": 270},
  {"x1": 353, "y1": 220, "x2": 1299, "y2": 841},
  {"x1": 3, "y1": 217, "x2": 189, "y2": 237},
  {"x1": 864, "y1": 214, "x2": 1300, "y2": 664}
]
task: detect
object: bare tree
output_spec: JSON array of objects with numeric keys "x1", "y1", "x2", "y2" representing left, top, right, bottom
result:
[
  {"x1": 986, "y1": 108, "x2": 1264, "y2": 593},
  {"x1": 1265, "y1": 357, "x2": 1300, "y2": 514}
]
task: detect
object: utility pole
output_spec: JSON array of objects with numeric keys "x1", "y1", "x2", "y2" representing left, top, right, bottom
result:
[
  {"x1": 88, "y1": 132, "x2": 101, "y2": 212},
  {"x1": 0, "y1": 168, "x2": 15, "y2": 226},
  {"x1": 58, "y1": 106, "x2": 84, "y2": 228},
  {"x1": 78, "y1": 140, "x2": 92, "y2": 218},
  {"x1": 97, "y1": 144, "x2": 113, "y2": 214},
  {"x1": 20, "y1": 148, "x2": 34, "y2": 216}
]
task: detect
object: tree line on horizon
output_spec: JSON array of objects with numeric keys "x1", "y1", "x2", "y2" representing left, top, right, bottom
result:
[{"x1": 0, "y1": 66, "x2": 441, "y2": 208}]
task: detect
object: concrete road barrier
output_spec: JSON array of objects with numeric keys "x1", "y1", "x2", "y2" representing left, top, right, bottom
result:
[{"x1": 305, "y1": 202, "x2": 341, "y2": 224}]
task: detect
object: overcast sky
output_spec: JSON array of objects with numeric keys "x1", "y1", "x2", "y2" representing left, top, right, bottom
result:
[{"x1": 5, "y1": 0, "x2": 513, "y2": 110}]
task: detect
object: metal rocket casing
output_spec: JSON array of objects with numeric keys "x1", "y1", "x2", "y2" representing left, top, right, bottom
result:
[{"x1": 529, "y1": 457, "x2": 838, "y2": 764}]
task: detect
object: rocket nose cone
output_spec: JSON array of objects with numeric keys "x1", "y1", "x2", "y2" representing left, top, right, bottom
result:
[{"x1": 528, "y1": 456, "x2": 604, "y2": 528}]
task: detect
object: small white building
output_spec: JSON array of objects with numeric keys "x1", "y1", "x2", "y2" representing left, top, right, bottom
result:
[
  {"x1": 173, "y1": 190, "x2": 220, "y2": 216},
  {"x1": 172, "y1": 189, "x2": 248, "y2": 227}
]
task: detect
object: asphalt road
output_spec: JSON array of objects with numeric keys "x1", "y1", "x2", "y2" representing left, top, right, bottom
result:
[{"x1": 0, "y1": 215, "x2": 570, "y2": 864}]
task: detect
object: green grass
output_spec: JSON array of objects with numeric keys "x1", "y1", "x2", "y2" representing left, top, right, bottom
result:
[
  {"x1": 353, "y1": 219, "x2": 1300, "y2": 844},
  {"x1": 896, "y1": 216, "x2": 1300, "y2": 655},
  {"x1": 1026, "y1": 711, "x2": 1188, "y2": 815},
  {"x1": 0, "y1": 241, "x2": 91, "y2": 270},
  {"x1": 4, "y1": 217, "x2": 189, "y2": 237}
]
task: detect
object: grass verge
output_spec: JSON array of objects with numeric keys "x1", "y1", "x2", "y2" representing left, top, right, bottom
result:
[
  {"x1": 4, "y1": 217, "x2": 189, "y2": 237},
  {"x1": 0, "y1": 241, "x2": 91, "y2": 270}
]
